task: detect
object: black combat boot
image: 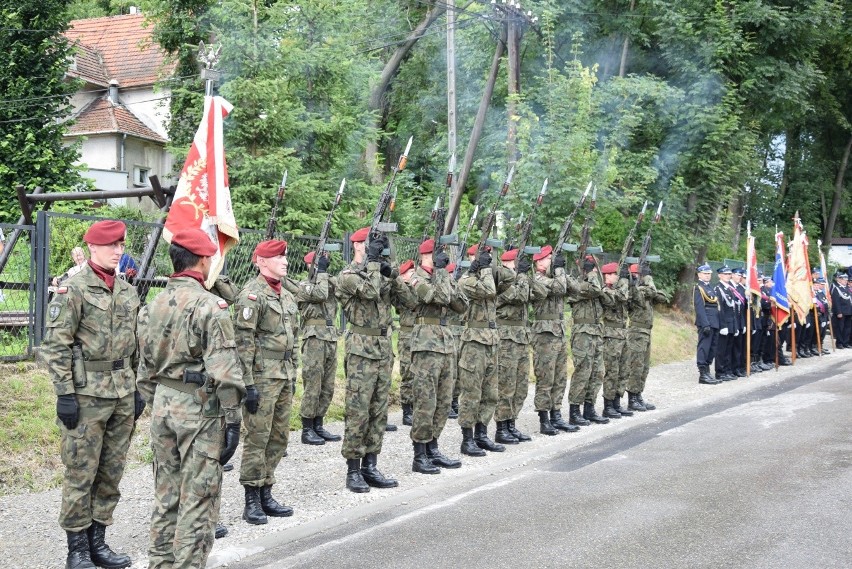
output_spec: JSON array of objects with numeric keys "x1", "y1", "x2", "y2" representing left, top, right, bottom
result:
[
  {"x1": 215, "y1": 522, "x2": 228, "y2": 539},
  {"x1": 66, "y1": 530, "x2": 96, "y2": 569},
  {"x1": 568, "y1": 404, "x2": 590, "y2": 426},
  {"x1": 602, "y1": 399, "x2": 622, "y2": 419},
  {"x1": 427, "y1": 438, "x2": 462, "y2": 468},
  {"x1": 460, "y1": 427, "x2": 486, "y2": 456},
  {"x1": 612, "y1": 395, "x2": 633, "y2": 417},
  {"x1": 637, "y1": 393, "x2": 656, "y2": 411},
  {"x1": 628, "y1": 392, "x2": 647, "y2": 411},
  {"x1": 412, "y1": 442, "x2": 440, "y2": 474},
  {"x1": 448, "y1": 397, "x2": 459, "y2": 419},
  {"x1": 300, "y1": 417, "x2": 325, "y2": 446},
  {"x1": 474, "y1": 423, "x2": 506, "y2": 452},
  {"x1": 361, "y1": 453, "x2": 399, "y2": 488},
  {"x1": 402, "y1": 403, "x2": 413, "y2": 426},
  {"x1": 583, "y1": 401, "x2": 610, "y2": 424},
  {"x1": 385, "y1": 422, "x2": 398, "y2": 432},
  {"x1": 494, "y1": 420, "x2": 520, "y2": 444},
  {"x1": 314, "y1": 416, "x2": 341, "y2": 442},
  {"x1": 550, "y1": 409, "x2": 579, "y2": 432},
  {"x1": 346, "y1": 458, "x2": 370, "y2": 493},
  {"x1": 242, "y1": 486, "x2": 268, "y2": 525},
  {"x1": 87, "y1": 521, "x2": 131, "y2": 569},
  {"x1": 699, "y1": 366, "x2": 720, "y2": 384},
  {"x1": 259, "y1": 485, "x2": 293, "y2": 517},
  {"x1": 222, "y1": 463, "x2": 234, "y2": 472},
  {"x1": 538, "y1": 410, "x2": 558, "y2": 435},
  {"x1": 507, "y1": 419, "x2": 532, "y2": 441}
]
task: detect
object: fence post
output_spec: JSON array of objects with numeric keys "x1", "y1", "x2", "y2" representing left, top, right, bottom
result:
[{"x1": 34, "y1": 210, "x2": 51, "y2": 346}]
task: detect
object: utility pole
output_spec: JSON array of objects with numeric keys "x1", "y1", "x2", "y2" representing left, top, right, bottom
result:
[
  {"x1": 506, "y1": 8, "x2": 520, "y2": 163},
  {"x1": 446, "y1": 0, "x2": 458, "y2": 231}
]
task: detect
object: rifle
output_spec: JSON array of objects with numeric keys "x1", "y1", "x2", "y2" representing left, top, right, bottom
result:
[
  {"x1": 308, "y1": 178, "x2": 346, "y2": 283},
  {"x1": 266, "y1": 171, "x2": 287, "y2": 239},
  {"x1": 369, "y1": 137, "x2": 412, "y2": 260},
  {"x1": 513, "y1": 178, "x2": 548, "y2": 272},
  {"x1": 575, "y1": 185, "x2": 604, "y2": 274},
  {"x1": 617, "y1": 200, "x2": 648, "y2": 273},
  {"x1": 432, "y1": 154, "x2": 459, "y2": 259},
  {"x1": 475, "y1": 164, "x2": 515, "y2": 255},
  {"x1": 554, "y1": 181, "x2": 592, "y2": 255},
  {"x1": 453, "y1": 204, "x2": 479, "y2": 279},
  {"x1": 626, "y1": 200, "x2": 663, "y2": 268}
]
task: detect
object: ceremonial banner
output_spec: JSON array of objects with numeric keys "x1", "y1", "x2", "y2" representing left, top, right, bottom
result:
[
  {"x1": 786, "y1": 217, "x2": 813, "y2": 322},
  {"x1": 163, "y1": 96, "x2": 239, "y2": 287},
  {"x1": 746, "y1": 233, "x2": 760, "y2": 296},
  {"x1": 771, "y1": 232, "x2": 790, "y2": 326}
]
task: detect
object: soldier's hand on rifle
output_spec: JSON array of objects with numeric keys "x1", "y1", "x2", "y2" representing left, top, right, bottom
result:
[
  {"x1": 517, "y1": 257, "x2": 532, "y2": 274},
  {"x1": 582, "y1": 255, "x2": 596, "y2": 273},
  {"x1": 477, "y1": 248, "x2": 492, "y2": 268},
  {"x1": 367, "y1": 236, "x2": 385, "y2": 262},
  {"x1": 317, "y1": 254, "x2": 331, "y2": 274},
  {"x1": 379, "y1": 260, "x2": 393, "y2": 278},
  {"x1": 221, "y1": 422, "x2": 241, "y2": 465},
  {"x1": 133, "y1": 391, "x2": 146, "y2": 421},
  {"x1": 553, "y1": 254, "x2": 566, "y2": 269},
  {"x1": 434, "y1": 250, "x2": 450, "y2": 269},
  {"x1": 56, "y1": 394, "x2": 79, "y2": 430},
  {"x1": 619, "y1": 264, "x2": 630, "y2": 279},
  {"x1": 244, "y1": 385, "x2": 260, "y2": 415},
  {"x1": 640, "y1": 261, "x2": 652, "y2": 277}
]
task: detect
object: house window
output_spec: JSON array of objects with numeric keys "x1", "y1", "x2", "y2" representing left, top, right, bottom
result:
[{"x1": 133, "y1": 166, "x2": 150, "y2": 186}]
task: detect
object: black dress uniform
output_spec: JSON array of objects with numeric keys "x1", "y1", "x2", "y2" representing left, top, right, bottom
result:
[
  {"x1": 830, "y1": 273, "x2": 852, "y2": 348},
  {"x1": 693, "y1": 265, "x2": 720, "y2": 384},
  {"x1": 714, "y1": 267, "x2": 737, "y2": 381}
]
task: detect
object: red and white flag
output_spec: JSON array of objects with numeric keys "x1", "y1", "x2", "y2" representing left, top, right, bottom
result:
[
  {"x1": 746, "y1": 224, "x2": 760, "y2": 296},
  {"x1": 163, "y1": 95, "x2": 239, "y2": 287}
]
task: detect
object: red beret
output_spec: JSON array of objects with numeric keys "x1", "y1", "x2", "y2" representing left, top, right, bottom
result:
[
  {"x1": 83, "y1": 220, "x2": 126, "y2": 245},
  {"x1": 399, "y1": 259, "x2": 415, "y2": 274},
  {"x1": 446, "y1": 263, "x2": 456, "y2": 273},
  {"x1": 601, "y1": 262, "x2": 618, "y2": 274},
  {"x1": 254, "y1": 240, "x2": 287, "y2": 259},
  {"x1": 304, "y1": 251, "x2": 316, "y2": 265},
  {"x1": 419, "y1": 239, "x2": 435, "y2": 254},
  {"x1": 350, "y1": 227, "x2": 370, "y2": 243},
  {"x1": 467, "y1": 244, "x2": 478, "y2": 256},
  {"x1": 171, "y1": 228, "x2": 217, "y2": 256},
  {"x1": 501, "y1": 248, "x2": 518, "y2": 262},
  {"x1": 532, "y1": 245, "x2": 553, "y2": 262},
  {"x1": 629, "y1": 263, "x2": 639, "y2": 273}
]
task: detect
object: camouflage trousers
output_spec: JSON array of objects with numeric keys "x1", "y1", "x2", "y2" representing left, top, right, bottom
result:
[
  {"x1": 452, "y1": 333, "x2": 462, "y2": 399},
  {"x1": 568, "y1": 330, "x2": 604, "y2": 405},
  {"x1": 240, "y1": 375, "x2": 293, "y2": 487},
  {"x1": 59, "y1": 393, "x2": 134, "y2": 532},
  {"x1": 149, "y1": 386, "x2": 223, "y2": 569},
  {"x1": 410, "y1": 348, "x2": 455, "y2": 442},
  {"x1": 601, "y1": 334, "x2": 627, "y2": 400},
  {"x1": 341, "y1": 353, "x2": 392, "y2": 459},
  {"x1": 496, "y1": 338, "x2": 530, "y2": 421},
  {"x1": 398, "y1": 331, "x2": 413, "y2": 406},
  {"x1": 625, "y1": 328, "x2": 652, "y2": 394},
  {"x1": 300, "y1": 337, "x2": 337, "y2": 418},
  {"x1": 532, "y1": 332, "x2": 568, "y2": 412},
  {"x1": 457, "y1": 341, "x2": 498, "y2": 428}
]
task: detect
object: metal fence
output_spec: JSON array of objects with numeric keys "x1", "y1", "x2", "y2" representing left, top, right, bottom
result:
[{"x1": 0, "y1": 222, "x2": 35, "y2": 361}]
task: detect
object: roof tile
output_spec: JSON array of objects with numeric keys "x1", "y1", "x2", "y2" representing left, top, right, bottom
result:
[{"x1": 66, "y1": 97, "x2": 168, "y2": 144}]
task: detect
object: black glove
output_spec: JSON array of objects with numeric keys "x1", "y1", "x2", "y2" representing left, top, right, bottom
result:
[
  {"x1": 517, "y1": 257, "x2": 532, "y2": 274},
  {"x1": 700, "y1": 326, "x2": 712, "y2": 338},
  {"x1": 379, "y1": 261, "x2": 393, "y2": 278},
  {"x1": 477, "y1": 249, "x2": 492, "y2": 268},
  {"x1": 582, "y1": 257, "x2": 596, "y2": 273},
  {"x1": 453, "y1": 268, "x2": 463, "y2": 281},
  {"x1": 317, "y1": 255, "x2": 330, "y2": 273},
  {"x1": 434, "y1": 251, "x2": 450, "y2": 269},
  {"x1": 640, "y1": 261, "x2": 652, "y2": 276},
  {"x1": 244, "y1": 385, "x2": 260, "y2": 415},
  {"x1": 56, "y1": 394, "x2": 79, "y2": 430},
  {"x1": 133, "y1": 391, "x2": 146, "y2": 421},
  {"x1": 469, "y1": 259, "x2": 481, "y2": 274},
  {"x1": 553, "y1": 254, "x2": 566, "y2": 269},
  {"x1": 367, "y1": 236, "x2": 384, "y2": 262},
  {"x1": 220, "y1": 422, "x2": 241, "y2": 465},
  {"x1": 619, "y1": 264, "x2": 630, "y2": 279}
]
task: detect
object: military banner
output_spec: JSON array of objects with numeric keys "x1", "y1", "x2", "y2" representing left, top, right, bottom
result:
[
  {"x1": 785, "y1": 216, "x2": 813, "y2": 322},
  {"x1": 771, "y1": 232, "x2": 790, "y2": 326},
  {"x1": 163, "y1": 95, "x2": 239, "y2": 287}
]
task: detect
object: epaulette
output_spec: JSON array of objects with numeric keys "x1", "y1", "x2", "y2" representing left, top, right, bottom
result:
[
  {"x1": 247, "y1": 293, "x2": 258, "y2": 301},
  {"x1": 56, "y1": 286, "x2": 68, "y2": 294},
  {"x1": 217, "y1": 300, "x2": 229, "y2": 309}
]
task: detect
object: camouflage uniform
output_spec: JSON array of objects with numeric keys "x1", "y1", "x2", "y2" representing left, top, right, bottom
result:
[
  {"x1": 234, "y1": 275, "x2": 297, "y2": 488},
  {"x1": 497, "y1": 271, "x2": 540, "y2": 421},
  {"x1": 529, "y1": 267, "x2": 570, "y2": 413},
  {"x1": 625, "y1": 275, "x2": 667, "y2": 395},
  {"x1": 567, "y1": 272, "x2": 605, "y2": 405},
  {"x1": 397, "y1": 300, "x2": 417, "y2": 410},
  {"x1": 447, "y1": 280, "x2": 465, "y2": 406},
  {"x1": 42, "y1": 265, "x2": 138, "y2": 533},
  {"x1": 600, "y1": 276, "x2": 629, "y2": 401},
  {"x1": 296, "y1": 272, "x2": 339, "y2": 419},
  {"x1": 137, "y1": 275, "x2": 244, "y2": 569}
]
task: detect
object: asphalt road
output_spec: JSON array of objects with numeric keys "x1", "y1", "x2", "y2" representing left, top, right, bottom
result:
[{"x1": 228, "y1": 360, "x2": 852, "y2": 569}]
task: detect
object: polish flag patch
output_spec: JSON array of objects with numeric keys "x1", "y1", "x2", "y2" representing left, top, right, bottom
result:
[
  {"x1": 217, "y1": 300, "x2": 229, "y2": 309},
  {"x1": 247, "y1": 293, "x2": 258, "y2": 301},
  {"x1": 56, "y1": 287, "x2": 68, "y2": 294}
]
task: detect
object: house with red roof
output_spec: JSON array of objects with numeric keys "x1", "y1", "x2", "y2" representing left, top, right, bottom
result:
[{"x1": 63, "y1": 10, "x2": 176, "y2": 207}]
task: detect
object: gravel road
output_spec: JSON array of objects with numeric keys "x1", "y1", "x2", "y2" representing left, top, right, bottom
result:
[{"x1": 1, "y1": 349, "x2": 847, "y2": 569}]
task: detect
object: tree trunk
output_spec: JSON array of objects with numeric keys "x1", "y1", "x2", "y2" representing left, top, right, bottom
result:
[
  {"x1": 729, "y1": 191, "x2": 744, "y2": 253},
  {"x1": 618, "y1": 0, "x2": 635, "y2": 77},
  {"x1": 824, "y1": 131, "x2": 852, "y2": 242},
  {"x1": 777, "y1": 127, "x2": 798, "y2": 207}
]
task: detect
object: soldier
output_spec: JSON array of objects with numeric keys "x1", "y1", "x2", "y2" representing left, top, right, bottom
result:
[
  {"x1": 830, "y1": 272, "x2": 852, "y2": 348},
  {"x1": 714, "y1": 266, "x2": 738, "y2": 381},
  {"x1": 405, "y1": 239, "x2": 466, "y2": 473},
  {"x1": 457, "y1": 244, "x2": 510, "y2": 455},
  {"x1": 693, "y1": 264, "x2": 721, "y2": 384},
  {"x1": 598, "y1": 261, "x2": 629, "y2": 419},
  {"x1": 624, "y1": 262, "x2": 668, "y2": 410},
  {"x1": 529, "y1": 246, "x2": 577, "y2": 434},
  {"x1": 42, "y1": 220, "x2": 140, "y2": 569},
  {"x1": 565, "y1": 256, "x2": 608, "y2": 425},
  {"x1": 298, "y1": 251, "x2": 343, "y2": 445},
  {"x1": 233, "y1": 240, "x2": 297, "y2": 525},
  {"x1": 445, "y1": 262, "x2": 465, "y2": 419},
  {"x1": 137, "y1": 228, "x2": 245, "y2": 569},
  {"x1": 336, "y1": 227, "x2": 401, "y2": 493},
  {"x1": 395, "y1": 260, "x2": 417, "y2": 426}
]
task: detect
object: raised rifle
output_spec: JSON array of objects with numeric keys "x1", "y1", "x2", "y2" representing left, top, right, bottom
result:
[
  {"x1": 308, "y1": 178, "x2": 346, "y2": 283},
  {"x1": 513, "y1": 178, "x2": 548, "y2": 272},
  {"x1": 266, "y1": 171, "x2": 287, "y2": 239},
  {"x1": 626, "y1": 200, "x2": 663, "y2": 268},
  {"x1": 431, "y1": 154, "x2": 459, "y2": 260},
  {"x1": 554, "y1": 181, "x2": 592, "y2": 255},
  {"x1": 453, "y1": 204, "x2": 479, "y2": 279},
  {"x1": 617, "y1": 200, "x2": 648, "y2": 274},
  {"x1": 475, "y1": 164, "x2": 515, "y2": 256},
  {"x1": 575, "y1": 185, "x2": 604, "y2": 274},
  {"x1": 369, "y1": 137, "x2": 412, "y2": 261}
]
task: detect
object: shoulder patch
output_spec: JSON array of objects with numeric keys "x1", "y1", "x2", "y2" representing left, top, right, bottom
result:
[
  {"x1": 218, "y1": 300, "x2": 229, "y2": 309},
  {"x1": 247, "y1": 293, "x2": 258, "y2": 301},
  {"x1": 56, "y1": 286, "x2": 68, "y2": 294},
  {"x1": 48, "y1": 304, "x2": 62, "y2": 321},
  {"x1": 242, "y1": 307, "x2": 253, "y2": 320}
]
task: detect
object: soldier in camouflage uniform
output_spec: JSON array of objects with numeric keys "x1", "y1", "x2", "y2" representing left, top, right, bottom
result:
[
  {"x1": 405, "y1": 239, "x2": 467, "y2": 473},
  {"x1": 567, "y1": 256, "x2": 608, "y2": 426},
  {"x1": 495, "y1": 247, "x2": 542, "y2": 442},
  {"x1": 395, "y1": 260, "x2": 417, "y2": 426},
  {"x1": 624, "y1": 262, "x2": 667, "y2": 411},
  {"x1": 335, "y1": 227, "x2": 402, "y2": 492},
  {"x1": 598, "y1": 262, "x2": 630, "y2": 419},
  {"x1": 529, "y1": 246, "x2": 579, "y2": 435},
  {"x1": 446, "y1": 262, "x2": 465, "y2": 419},
  {"x1": 43, "y1": 220, "x2": 140, "y2": 569},
  {"x1": 233, "y1": 240, "x2": 297, "y2": 525},
  {"x1": 137, "y1": 228, "x2": 245, "y2": 569},
  {"x1": 297, "y1": 251, "x2": 342, "y2": 445}
]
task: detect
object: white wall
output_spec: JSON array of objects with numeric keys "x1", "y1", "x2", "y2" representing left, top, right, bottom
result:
[
  {"x1": 77, "y1": 135, "x2": 118, "y2": 170},
  {"x1": 121, "y1": 86, "x2": 171, "y2": 139},
  {"x1": 828, "y1": 245, "x2": 852, "y2": 268}
]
